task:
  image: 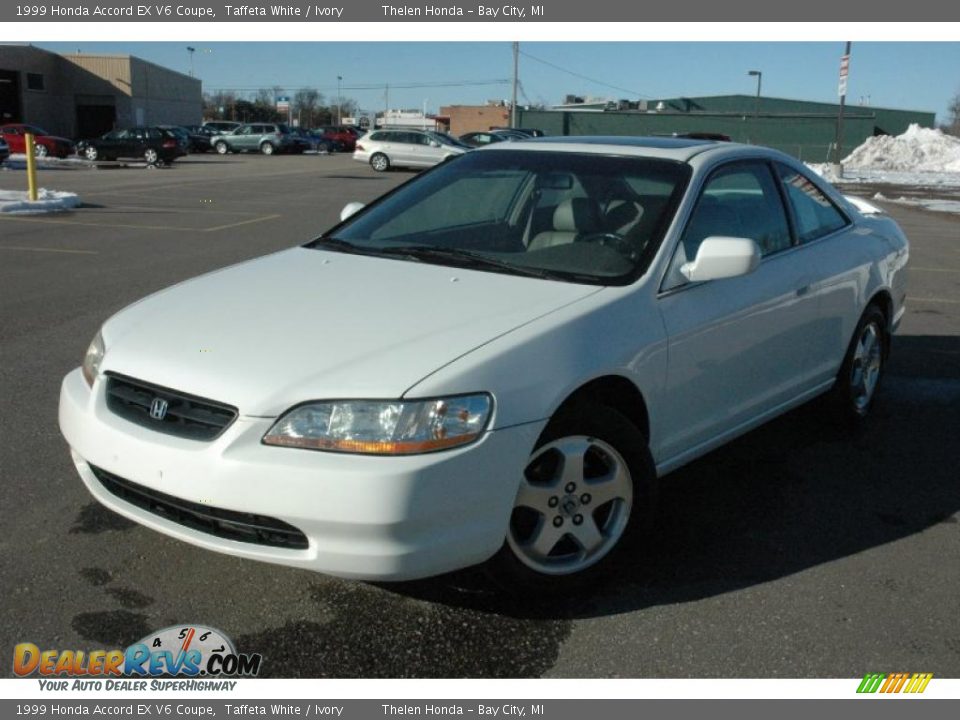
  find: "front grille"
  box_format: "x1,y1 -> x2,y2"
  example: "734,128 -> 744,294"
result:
105,373 -> 237,441
90,465 -> 309,550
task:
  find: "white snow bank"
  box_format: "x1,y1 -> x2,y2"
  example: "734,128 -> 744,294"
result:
843,124 -> 960,173
806,125 -> 960,188
871,193 -> 960,215
806,164 -> 960,188
844,195 -> 885,215
0,188 -> 81,213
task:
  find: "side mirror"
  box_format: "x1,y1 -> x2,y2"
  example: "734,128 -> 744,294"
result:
340,202 -> 365,222
680,236 -> 761,282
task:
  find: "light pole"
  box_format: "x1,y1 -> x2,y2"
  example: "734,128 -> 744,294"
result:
337,75 -> 342,125
187,46 -> 195,77
747,70 -> 762,118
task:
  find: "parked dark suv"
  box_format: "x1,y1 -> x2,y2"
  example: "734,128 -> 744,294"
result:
76,127 -> 185,164
211,123 -> 301,155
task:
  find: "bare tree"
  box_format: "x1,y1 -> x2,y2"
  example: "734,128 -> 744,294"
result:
203,90 -> 238,121
294,88 -> 323,128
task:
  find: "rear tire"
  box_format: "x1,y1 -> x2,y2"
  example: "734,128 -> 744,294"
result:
215,141 -> 229,155
260,142 -> 275,155
370,153 -> 390,172
144,148 -> 159,164
485,405 -> 656,595
34,144 -> 49,158
827,304 -> 888,422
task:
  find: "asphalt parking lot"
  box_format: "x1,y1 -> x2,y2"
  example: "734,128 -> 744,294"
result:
1,153 -> 958,679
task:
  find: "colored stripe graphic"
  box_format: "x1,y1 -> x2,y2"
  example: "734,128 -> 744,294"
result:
857,674 -> 885,693
857,672 -> 933,694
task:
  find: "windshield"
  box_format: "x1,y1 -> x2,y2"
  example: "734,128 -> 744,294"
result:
428,131 -> 471,149
310,150 -> 690,285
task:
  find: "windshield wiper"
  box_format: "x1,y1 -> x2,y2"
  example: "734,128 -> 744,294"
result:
306,237 -> 406,260
377,245 -> 558,280
307,240 -> 597,283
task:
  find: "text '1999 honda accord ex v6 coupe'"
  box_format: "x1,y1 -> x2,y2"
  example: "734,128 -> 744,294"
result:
60,137 -> 909,592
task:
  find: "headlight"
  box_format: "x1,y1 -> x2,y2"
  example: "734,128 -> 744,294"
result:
81,331 -> 105,387
263,394 -> 492,455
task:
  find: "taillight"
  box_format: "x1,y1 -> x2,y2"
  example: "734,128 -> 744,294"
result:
356,144 -> 364,151
162,140 -> 176,148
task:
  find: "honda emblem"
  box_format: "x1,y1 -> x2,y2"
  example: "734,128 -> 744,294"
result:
149,397 -> 169,421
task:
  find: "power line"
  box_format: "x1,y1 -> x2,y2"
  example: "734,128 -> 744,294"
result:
205,79 -> 511,93
518,50 -> 653,99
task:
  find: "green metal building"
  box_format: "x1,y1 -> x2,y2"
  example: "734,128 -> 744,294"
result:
518,94 -> 935,162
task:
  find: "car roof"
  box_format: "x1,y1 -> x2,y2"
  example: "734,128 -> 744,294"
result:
473,135 -> 773,162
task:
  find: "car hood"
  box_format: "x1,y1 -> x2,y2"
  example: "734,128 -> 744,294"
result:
101,247 -> 602,416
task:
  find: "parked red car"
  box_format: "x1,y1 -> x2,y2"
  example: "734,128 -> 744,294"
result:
0,124 -> 74,158
314,125 -> 358,152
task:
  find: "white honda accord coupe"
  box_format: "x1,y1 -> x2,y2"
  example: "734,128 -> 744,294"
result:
59,137 -> 909,591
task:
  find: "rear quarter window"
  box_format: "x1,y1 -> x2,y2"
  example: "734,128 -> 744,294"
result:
776,163 -> 849,242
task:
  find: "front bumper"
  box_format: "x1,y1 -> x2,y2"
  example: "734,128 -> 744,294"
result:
59,368 -> 544,580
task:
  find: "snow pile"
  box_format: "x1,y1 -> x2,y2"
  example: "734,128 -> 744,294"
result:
806,163 -> 842,182
870,191 -> 960,215
0,188 -> 81,213
842,124 -> 960,173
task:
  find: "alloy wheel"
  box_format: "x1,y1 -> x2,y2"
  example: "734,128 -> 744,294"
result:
507,435 -> 633,576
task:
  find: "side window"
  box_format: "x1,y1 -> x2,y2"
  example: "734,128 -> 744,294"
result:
664,162 -> 791,289
776,164 -> 849,243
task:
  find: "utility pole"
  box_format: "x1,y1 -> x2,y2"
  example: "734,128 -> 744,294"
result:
337,75 -> 342,125
835,41 -> 852,166
384,84 -> 389,129
511,41 -> 519,128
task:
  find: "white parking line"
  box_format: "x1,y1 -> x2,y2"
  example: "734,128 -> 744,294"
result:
911,297 -> 960,305
0,245 -> 98,255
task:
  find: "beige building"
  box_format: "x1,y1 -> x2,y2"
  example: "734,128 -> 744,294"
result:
0,45 -> 201,139
440,103 -> 512,136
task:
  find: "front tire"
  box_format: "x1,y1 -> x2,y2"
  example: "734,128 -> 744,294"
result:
83,146 -> 99,161
370,153 -> 390,172
34,143 -> 49,158
828,304 -> 888,421
215,141 -> 229,155
486,405 -> 656,593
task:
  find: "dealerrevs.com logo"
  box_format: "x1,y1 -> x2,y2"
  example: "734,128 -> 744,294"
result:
13,625 -> 262,690
857,673 -> 934,694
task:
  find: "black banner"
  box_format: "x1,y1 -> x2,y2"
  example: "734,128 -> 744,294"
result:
1,0 -> 959,22
3,699 -> 960,720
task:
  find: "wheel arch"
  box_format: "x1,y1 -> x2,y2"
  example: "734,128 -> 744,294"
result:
550,374 -> 650,442
866,288 -> 894,357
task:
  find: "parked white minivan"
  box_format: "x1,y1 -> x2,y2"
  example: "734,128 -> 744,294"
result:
353,129 -> 468,171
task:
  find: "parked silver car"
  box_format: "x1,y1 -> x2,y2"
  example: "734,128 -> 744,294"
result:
353,129 -> 467,171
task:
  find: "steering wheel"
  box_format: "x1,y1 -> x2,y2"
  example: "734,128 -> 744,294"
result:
576,232 -> 636,258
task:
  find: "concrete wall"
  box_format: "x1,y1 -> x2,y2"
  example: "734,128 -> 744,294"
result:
0,45 -> 104,137
0,45 -> 201,139
66,54 -> 201,128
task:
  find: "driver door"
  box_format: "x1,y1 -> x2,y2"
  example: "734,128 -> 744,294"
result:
656,160 -> 820,465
